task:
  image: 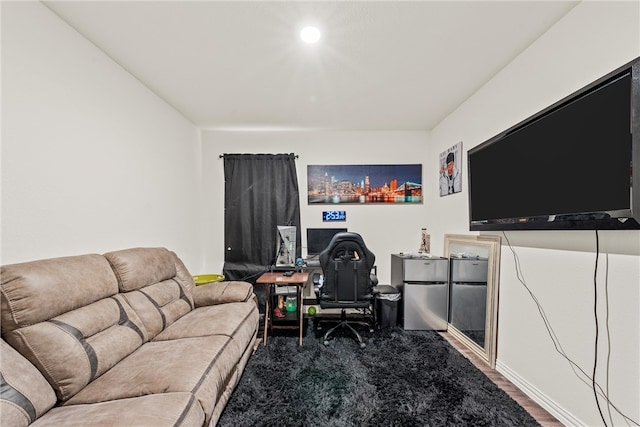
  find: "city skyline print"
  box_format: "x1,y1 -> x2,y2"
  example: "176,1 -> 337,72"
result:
307,164 -> 422,205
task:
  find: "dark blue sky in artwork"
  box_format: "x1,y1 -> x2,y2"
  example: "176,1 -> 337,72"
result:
308,164 -> 422,188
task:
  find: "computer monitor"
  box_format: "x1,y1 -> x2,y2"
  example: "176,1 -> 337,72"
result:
306,228 -> 347,256
275,226 -> 296,267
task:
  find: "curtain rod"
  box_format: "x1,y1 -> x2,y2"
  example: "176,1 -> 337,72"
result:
218,153 -> 298,159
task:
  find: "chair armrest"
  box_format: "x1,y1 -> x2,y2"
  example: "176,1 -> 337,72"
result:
370,266 -> 378,286
191,281 -> 254,308
312,273 -> 323,297
370,274 -> 379,286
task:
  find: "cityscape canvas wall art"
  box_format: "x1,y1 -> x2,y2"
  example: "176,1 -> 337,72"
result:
307,164 -> 422,204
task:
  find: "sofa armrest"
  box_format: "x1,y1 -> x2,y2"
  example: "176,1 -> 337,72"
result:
191,281 -> 254,307
1,340 -> 58,427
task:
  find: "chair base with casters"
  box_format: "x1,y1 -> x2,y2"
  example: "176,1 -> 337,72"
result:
316,307 -> 374,348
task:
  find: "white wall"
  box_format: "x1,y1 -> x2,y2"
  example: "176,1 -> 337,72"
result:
3,1 -> 639,425
1,2 -> 203,270
430,1 -> 640,426
201,130 -> 430,284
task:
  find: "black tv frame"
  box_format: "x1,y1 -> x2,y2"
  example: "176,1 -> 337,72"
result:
468,56 -> 640,231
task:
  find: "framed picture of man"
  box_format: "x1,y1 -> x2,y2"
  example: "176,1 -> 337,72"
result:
439,142 -> 462,196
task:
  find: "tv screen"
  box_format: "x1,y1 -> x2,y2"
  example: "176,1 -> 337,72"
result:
306,228 -> 347,255
468,57 -> 639,230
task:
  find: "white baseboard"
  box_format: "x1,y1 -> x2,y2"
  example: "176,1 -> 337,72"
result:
495,359 -> 585,427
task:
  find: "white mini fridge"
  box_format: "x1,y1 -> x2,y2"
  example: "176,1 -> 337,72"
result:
391,254 -> 449,331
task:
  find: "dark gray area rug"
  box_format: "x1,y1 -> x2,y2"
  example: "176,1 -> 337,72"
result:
218,324 -> 540,427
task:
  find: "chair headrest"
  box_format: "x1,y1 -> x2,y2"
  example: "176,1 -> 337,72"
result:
319,232 -> 375,270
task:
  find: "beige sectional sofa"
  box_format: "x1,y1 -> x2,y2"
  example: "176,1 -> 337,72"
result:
0,247 -> 259,427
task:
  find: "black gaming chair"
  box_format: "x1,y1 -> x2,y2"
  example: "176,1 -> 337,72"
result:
314,232 -> 377,348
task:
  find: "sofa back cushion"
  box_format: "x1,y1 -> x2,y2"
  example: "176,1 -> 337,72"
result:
105,248 -> 194,339
0,340 -> 57,427
1,254 -> 148,401
0,254 -> 118,333
104,247 -> 178,292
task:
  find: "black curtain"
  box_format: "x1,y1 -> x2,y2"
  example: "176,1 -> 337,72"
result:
222,154 -> 301,308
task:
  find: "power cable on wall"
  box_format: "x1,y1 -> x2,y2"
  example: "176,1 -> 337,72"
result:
592,230 -> 607,426
502,231 -> 638,427
593,234 -> 630,427
603,252 -> 618,427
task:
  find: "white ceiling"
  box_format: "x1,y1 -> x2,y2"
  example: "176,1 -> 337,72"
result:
44,1 -> 579,131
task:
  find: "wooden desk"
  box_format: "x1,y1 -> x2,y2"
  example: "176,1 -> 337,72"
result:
256,272 -> 310,346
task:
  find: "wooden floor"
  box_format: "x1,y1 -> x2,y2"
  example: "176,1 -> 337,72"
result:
440,332 -> 564,427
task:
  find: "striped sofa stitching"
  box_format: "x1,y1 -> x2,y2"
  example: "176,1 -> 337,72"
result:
224,282 -> 253,302
104,257 -> 125,290
47,320 -> 98,381
218,282 -> 230,295
189,307 -> 256,395
171,278 -> 194,309
138,290 -> 167,330
200,281 -> 252,303
0,373 -> 37,423
242,284 -> 253,302
111,297 -> 145,342
138,279 -> 193,330
228,308 -> 256,339
0,280 -> 24,328
190,337 -> 232,395
172,393 -> 198,427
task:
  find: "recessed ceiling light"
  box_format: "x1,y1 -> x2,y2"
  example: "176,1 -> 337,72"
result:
300,26 -> 321,44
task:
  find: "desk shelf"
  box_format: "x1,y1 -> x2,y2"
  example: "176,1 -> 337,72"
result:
256,271 -> 310,346
271,308 -> 298,323
271,311 -> 299,329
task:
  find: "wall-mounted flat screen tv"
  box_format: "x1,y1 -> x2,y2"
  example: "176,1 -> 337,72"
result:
468,56 -> 640,231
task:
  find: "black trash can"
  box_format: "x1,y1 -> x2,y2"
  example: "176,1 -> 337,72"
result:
374,285 -> 401,328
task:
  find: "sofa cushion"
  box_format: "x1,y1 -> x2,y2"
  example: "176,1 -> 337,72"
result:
106,247 -> 197,340
154,302 -> 258,348
3,294 -> 148,401
30,393 -> 205,427
0,254 -> 118,334
104,247 -> 178,292
120,278 -> 194,339
191,281 -> 254,307
64,335 -> 246,426
0,340 -> 57,427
